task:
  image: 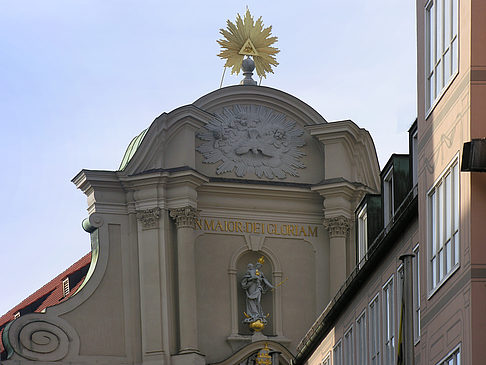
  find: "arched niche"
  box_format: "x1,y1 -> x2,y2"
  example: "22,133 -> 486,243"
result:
227,244 -> 284,341
236,251 -> 274,336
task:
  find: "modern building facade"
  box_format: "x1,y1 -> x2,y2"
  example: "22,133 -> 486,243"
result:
294,126 -> 420,365
294,0 -> 486,364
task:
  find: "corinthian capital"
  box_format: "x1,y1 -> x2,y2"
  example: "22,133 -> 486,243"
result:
169,206 -> 198,228
323,215 -> 351,238
136,208 -> 161,230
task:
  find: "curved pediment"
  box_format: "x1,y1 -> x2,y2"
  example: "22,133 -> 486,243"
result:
120,86 -> 328,184
117,85 -> 379,190
193,85 -> 327,126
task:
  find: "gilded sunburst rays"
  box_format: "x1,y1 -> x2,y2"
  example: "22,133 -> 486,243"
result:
217,9 -> 279,78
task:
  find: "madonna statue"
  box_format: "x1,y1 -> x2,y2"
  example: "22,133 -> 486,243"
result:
241,257 -> 274,328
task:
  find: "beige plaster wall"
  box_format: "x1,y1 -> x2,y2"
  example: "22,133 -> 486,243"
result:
266,237 -> 317,352
195,233 -> 245,363
61,224 -> 127,357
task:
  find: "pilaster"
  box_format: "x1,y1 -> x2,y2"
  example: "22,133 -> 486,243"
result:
136,207 -> 167,365
323,215 -> 351,298
169,206 -> 202,356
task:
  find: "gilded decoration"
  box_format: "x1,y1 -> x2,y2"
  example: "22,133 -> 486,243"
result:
217,9 -> 279,78
241,256 -> 274,331
323,216 -> 351,238
136,208 -> 161,230
197,104 -> 306,179
169,206 -> 198,228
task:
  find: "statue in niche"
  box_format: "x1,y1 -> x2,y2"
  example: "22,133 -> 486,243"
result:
241,256 -> 274,331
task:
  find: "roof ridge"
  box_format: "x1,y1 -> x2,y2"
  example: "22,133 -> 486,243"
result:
0,252 -> 91,324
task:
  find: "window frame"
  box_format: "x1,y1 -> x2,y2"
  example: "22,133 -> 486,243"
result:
383,168 -> 394,227
333,339 -> 343,365
62,277 -> 70,297
382,276 -> 395,365
321,353 -> 331,365
357,203 -> 368,266
369,293 -> 381,365
436,343 -> 461,365
427,154 -> 460,297
412,130 -> 418,186
412,244 -> 421,343
425,0 -> 459,117
343,324 -> 354,365
356,309 -> 367,365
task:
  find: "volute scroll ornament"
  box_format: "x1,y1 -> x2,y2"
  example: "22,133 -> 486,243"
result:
169,206 -> 198,228
3,313 -> 80,362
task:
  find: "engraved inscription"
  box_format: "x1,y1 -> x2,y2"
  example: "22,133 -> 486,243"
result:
195,218 -> 318,237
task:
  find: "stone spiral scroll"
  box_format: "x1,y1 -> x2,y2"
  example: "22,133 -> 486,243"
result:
4,313 -> 79,361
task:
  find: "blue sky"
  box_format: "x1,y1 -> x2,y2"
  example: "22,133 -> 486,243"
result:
0,1 -> 416,316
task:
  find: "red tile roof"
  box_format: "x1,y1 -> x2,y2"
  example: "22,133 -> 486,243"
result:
0,252 -> 92,358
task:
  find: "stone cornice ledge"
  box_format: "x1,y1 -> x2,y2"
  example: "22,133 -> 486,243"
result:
118,168 -> 209,189
312,179 -> 372,219
72,169 -> 122,194
311,178 -> 372,198
166,169 -> 209,187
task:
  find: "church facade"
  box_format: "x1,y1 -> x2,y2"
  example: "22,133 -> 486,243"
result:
1,85 -> 380,365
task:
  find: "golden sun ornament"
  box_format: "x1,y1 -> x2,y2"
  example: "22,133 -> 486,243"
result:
217,9 -> 279,78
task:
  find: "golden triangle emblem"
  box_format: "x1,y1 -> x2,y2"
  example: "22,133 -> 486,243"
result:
217,9 -> 279,79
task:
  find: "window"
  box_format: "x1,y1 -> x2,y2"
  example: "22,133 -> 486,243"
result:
382,277 -> 395,365
343,325 -> 354,365
426,0 -> 458,112
356,311 -> 367,365
397,264 -> 404,325
333,340 -> 342,365
14,312 -> 20,319
369,294 -> 380,365
428,157 -> 459,292
62,278 -> 70,297
383,168 -> 394,227
437,346 -> 461,365
322,354 -> 331,365
413,245 -> 421,342
358,204 -> 368,266
412,130 -> 418,186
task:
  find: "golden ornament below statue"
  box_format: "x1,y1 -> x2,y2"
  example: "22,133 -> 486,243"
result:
249,319 -> 265,332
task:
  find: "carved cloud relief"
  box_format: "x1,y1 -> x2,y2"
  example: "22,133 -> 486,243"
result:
197,105 -> 306,179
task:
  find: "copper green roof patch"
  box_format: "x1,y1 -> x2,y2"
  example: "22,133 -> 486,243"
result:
118,128 -> 148,171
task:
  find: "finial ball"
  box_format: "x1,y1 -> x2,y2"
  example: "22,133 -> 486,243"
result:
242,57 -> 256,73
